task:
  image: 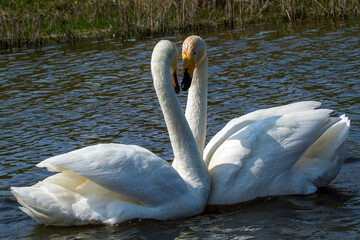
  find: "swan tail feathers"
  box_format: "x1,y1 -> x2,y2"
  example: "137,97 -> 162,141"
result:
11,182 -> 104,226
11,185 -> 81,226
293,114 -> 350,187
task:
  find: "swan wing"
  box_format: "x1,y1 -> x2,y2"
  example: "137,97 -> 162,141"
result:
37,143 -> 189,207
207,109 -> 332,204
209,109 -> 331,185
293,114 -> 350,186
204,101 -> 321,166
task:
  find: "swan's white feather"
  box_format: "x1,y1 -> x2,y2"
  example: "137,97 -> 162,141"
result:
12,153 -> 195,226
182,35 -> 350,206
11,40 -> 209,226
207,109 -> 334,204
204,101 -> 322,166
36,144 -> 189,207
293,114 -> 350,186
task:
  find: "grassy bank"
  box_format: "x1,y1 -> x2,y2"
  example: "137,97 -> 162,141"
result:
1,0 -> 359,50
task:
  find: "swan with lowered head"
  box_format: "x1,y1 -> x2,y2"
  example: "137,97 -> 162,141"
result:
180,35 -> 350,205
11,40 -> 210,226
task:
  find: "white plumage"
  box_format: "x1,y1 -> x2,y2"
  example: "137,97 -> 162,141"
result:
11,40 -> 210,226
180,35 -> 350,205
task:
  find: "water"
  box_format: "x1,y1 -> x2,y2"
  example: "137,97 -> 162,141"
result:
1,19 -> 359,239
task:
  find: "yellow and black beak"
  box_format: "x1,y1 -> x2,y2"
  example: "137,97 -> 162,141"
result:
182,55 -> 195,91
172,68 -> 180,94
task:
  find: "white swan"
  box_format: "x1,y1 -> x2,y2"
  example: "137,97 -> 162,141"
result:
11,40 -> 210,226
179,35 -> 350,205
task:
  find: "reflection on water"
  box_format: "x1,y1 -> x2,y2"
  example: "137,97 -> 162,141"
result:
0,18 -> 359,239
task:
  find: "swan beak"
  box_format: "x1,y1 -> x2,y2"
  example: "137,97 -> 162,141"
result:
182,55 -> 195,91
172,69 -> 180,94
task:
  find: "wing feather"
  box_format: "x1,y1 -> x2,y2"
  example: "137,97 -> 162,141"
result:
204,101 -> 321,166
209,109 -> 331,177
37,143 -> 189,207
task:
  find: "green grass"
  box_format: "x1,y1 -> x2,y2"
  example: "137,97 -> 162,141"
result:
1,0 -> 359,50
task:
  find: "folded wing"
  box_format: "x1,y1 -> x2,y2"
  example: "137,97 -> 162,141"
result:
37,143 -> 189,207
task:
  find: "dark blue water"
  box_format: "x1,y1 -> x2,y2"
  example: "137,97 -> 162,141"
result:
1,19 -> 359,239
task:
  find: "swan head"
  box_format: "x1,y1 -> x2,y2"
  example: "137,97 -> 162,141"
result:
151,40 -> 180,94
181,35 -> 206,91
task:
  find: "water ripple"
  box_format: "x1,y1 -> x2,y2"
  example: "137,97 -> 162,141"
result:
0,19 -> 359,239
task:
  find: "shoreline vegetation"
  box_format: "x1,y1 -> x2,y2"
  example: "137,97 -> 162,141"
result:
1,0 -> 359,50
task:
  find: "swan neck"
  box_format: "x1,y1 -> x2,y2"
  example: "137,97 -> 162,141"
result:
185,55 -> 208,158
151,47 -> 210,199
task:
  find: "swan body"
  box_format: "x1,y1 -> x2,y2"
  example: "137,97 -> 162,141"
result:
181,35 -> 350,205
11,40 -> 210,225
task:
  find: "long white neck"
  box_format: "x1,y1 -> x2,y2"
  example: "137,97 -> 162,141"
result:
151,42 -> 210,199
185,54 -> 208,158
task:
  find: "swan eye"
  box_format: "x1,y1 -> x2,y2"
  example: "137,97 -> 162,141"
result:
193,52 -> 196,56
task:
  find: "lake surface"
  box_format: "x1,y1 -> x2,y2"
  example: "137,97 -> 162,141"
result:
1,18 -> 359,239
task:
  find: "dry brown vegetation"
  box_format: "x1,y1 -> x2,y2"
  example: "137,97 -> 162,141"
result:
0,0 -> 359,50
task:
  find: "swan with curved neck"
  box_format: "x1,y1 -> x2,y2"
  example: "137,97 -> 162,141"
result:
11,40 -> 210,226
181,35 -> 350,205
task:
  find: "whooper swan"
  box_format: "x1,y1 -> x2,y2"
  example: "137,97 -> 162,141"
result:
11,40 -> 210,225
177,35 -> 350,205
